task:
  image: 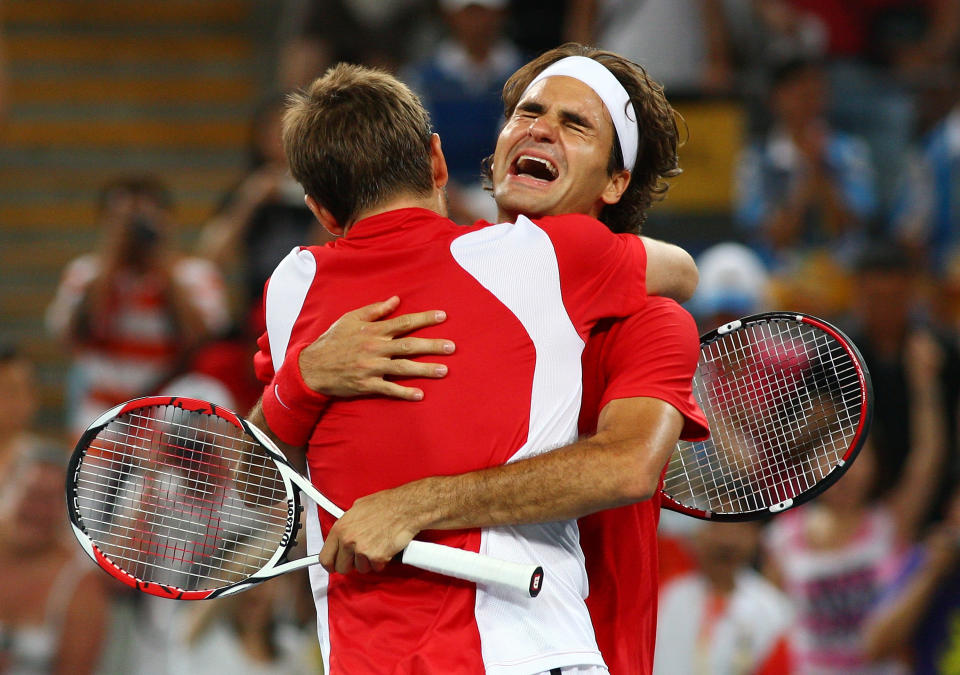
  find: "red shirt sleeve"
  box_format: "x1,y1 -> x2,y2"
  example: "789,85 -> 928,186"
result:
252,248 -> 330,447
253,329 -> 275,384
260,341 -> 330,447
581,297 -> 709,441
534,214 -> 647,329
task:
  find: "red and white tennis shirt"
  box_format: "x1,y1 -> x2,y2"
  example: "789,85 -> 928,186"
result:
577,298 -> 709,675
46,254 -> 230,437
255,207 -> 648,674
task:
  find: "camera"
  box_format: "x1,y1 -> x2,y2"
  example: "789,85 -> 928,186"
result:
126,215 -> 160,249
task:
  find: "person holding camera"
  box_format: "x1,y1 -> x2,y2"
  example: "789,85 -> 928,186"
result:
46,176 -> 230,438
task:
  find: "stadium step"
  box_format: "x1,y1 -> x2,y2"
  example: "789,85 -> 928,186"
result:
0,0 -> 276,430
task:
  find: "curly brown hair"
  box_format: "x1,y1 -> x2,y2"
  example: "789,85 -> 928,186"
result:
482,43 -> 682,234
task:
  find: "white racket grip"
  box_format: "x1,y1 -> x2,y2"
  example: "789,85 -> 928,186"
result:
401,540 -> 544,597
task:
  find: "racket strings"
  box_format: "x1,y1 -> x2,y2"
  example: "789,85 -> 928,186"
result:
664,319 -> 863,515
73,405 -> 291,591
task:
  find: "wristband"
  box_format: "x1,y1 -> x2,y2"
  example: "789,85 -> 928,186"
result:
261,342 -> 330,447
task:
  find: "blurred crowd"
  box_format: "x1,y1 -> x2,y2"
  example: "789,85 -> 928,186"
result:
2,0 -> 960,673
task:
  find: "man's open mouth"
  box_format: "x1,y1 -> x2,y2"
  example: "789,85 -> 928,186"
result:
512,154 -> 559,182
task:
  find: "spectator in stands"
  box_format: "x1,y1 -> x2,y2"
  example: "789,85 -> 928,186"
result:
844,241 -> 960,513
194,96 -> 332,413
735,56 -> 878,274
172,578 -> 318,674
198,95 -> 331,336
761,322 -> 949,672
0,443 -> 109,674
655,520 -> 794,674
893,90 -> 960,275
275,0 -> 435,89
754,0 -> 960,84
400,0 -> 524,224
687,240 -> 772,331
46,175 -> 229,437
863,486 -> 960,673
577,0 -> 736,95
0,344 -> 40,480
753,0 -> 958,204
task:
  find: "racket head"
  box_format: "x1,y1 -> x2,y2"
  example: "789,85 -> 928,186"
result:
66,396 -> 301,599
661,312 -> 873,521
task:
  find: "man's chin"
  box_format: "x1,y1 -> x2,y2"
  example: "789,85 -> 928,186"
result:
493,188 -> 554,222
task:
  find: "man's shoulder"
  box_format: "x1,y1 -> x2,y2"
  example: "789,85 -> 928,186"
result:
597,296 -> 696,337
473,212 -> 606,229
524,214 -> 630,255
262,247 -> 320,308
472,213 -> 602,227
530,213 -> 607,231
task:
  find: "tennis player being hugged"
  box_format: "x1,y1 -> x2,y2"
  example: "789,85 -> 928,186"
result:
253,44 -> 709,675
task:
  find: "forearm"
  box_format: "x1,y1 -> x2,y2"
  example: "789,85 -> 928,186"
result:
326,418 -> 672,573
891,334 -> 948,541
401,438 -> 647,531
321,395 -> 686,573
863,562 -> 942,660
247,398 -> 307,473
377,398 -> 683,533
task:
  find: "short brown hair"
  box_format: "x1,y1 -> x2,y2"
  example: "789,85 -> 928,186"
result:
483,43 -> 682,234
283,63 -> 435,226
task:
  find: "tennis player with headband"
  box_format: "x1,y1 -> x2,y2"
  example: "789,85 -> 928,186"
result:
256,43 -> 708,674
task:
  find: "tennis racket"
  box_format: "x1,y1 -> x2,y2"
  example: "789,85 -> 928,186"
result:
662,312 -> 873,521
66,396 -> 545,600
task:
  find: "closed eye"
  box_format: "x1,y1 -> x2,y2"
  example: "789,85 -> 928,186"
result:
515,101 -> 545,120
560,111 -> 592,133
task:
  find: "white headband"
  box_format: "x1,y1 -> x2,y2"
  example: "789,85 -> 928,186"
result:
523,55 -> 639,172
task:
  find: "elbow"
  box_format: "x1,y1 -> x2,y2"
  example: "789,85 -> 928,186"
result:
656,246 -> 699,303
617,465 -> 662,504
677,252 -> 699,303
641,237 -> 699,302
599,428 -> 679,505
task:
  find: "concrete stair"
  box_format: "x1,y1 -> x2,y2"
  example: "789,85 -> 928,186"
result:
0,0 -> 276,433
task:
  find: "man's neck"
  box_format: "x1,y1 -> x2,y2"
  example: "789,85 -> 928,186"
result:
347,192 -> 446,234
495,204 -> 604,225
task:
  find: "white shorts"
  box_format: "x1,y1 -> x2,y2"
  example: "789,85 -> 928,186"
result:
533,667 -> 609,675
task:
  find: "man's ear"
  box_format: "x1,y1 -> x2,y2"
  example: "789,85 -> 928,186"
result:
600,169 -> 631,206
429,133 -> 449,189
305,195 -> 344,237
